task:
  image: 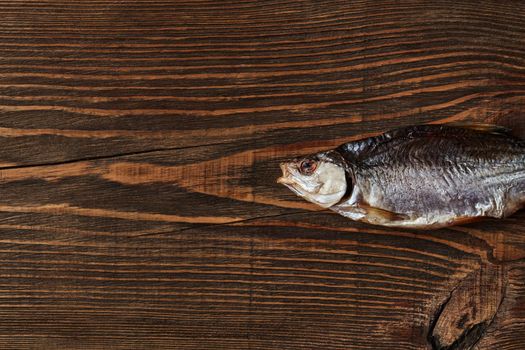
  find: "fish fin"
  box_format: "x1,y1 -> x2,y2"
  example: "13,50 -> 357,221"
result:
358,204 -> 409,222
447,216 -> 484,226
444,122 -> 512,135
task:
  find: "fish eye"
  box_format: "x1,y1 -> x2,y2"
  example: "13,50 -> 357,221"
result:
299,159 -> 317,175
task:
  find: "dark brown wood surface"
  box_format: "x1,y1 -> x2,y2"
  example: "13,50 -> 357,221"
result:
0,1 -> 524,349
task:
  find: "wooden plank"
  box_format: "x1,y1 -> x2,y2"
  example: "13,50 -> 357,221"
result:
0,0 -> 523,349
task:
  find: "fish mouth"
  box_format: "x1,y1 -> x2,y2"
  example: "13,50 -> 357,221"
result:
276,163 -> 294,185
277,176 -> 295,185
277,163 -> 303,195
279,181 -> 303,196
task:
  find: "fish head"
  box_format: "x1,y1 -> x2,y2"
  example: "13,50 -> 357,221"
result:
277,151 -> 348,208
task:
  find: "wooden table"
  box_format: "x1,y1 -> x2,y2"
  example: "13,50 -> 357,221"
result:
0,1 -> 524,349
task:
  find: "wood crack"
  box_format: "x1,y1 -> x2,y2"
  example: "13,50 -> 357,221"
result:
132,210 -> 315,238
428,283 -> 460,350
0,140 -> 235,171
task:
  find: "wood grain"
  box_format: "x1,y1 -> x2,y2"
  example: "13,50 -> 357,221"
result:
0,0 -> 524,349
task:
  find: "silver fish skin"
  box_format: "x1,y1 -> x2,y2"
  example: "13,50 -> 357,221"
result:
278,124 -> 525,228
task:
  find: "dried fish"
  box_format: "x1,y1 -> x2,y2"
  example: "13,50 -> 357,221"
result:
277,124 -> 525,228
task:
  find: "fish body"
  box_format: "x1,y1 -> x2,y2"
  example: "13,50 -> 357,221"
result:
278,124 -> 525,229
